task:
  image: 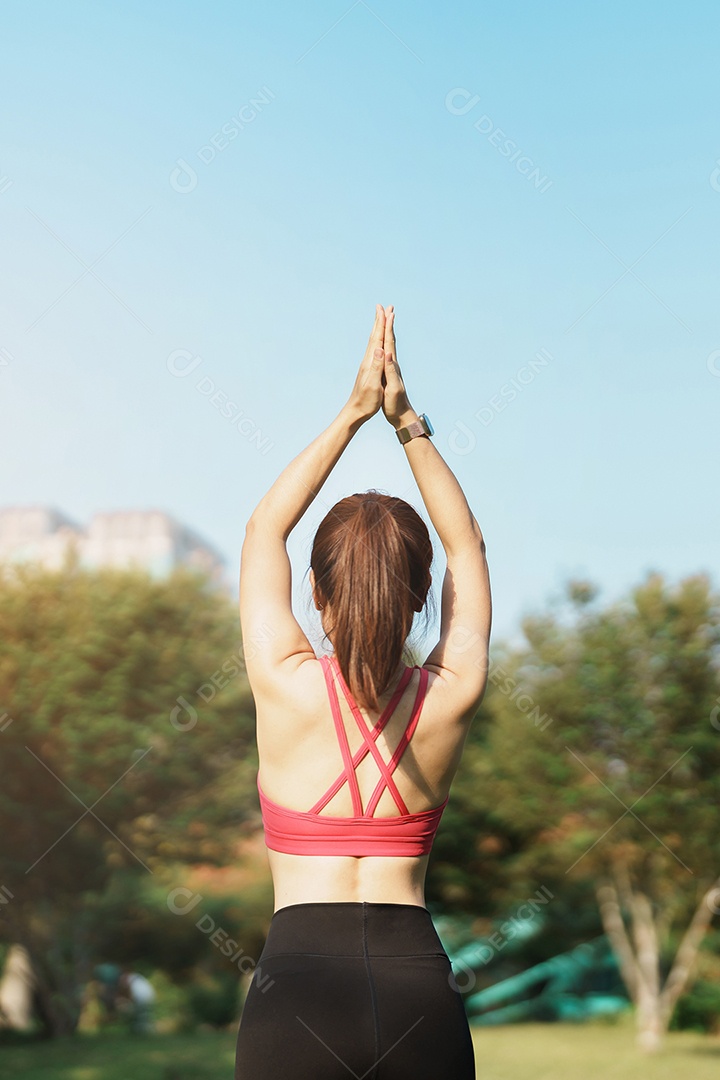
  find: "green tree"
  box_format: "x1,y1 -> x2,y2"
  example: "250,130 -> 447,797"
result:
0,557 -> 260,1036
476,572 -> 720,1051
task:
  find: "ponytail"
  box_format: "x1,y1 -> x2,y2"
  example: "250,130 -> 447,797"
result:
309,491 -> 433,711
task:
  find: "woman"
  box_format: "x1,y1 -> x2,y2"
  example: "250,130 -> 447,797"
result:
234,304 -> 491,1079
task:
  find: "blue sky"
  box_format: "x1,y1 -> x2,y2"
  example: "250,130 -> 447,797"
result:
2,1 -> 719,649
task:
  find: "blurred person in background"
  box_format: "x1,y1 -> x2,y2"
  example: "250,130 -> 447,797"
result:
117,968 -> 156,1035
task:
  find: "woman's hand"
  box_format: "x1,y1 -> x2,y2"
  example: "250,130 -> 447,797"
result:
345,304 -> 387,424
380,305 -> 415,428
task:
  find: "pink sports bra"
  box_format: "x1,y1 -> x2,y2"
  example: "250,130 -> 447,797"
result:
257,653 -> 449,857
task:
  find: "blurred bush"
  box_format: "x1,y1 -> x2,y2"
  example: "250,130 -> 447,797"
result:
670,980 -> 720,1034
185,971 -> 240,1029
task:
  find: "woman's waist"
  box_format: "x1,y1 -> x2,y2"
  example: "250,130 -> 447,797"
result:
260,900 -> 449,960
266,848 -> 429,907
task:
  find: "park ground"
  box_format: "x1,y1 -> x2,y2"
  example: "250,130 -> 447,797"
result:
2,1015 -> 720,1079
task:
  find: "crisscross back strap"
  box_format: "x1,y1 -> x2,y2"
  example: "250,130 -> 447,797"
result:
309,655 -> 414,816
365,665 -> 428,816
333,661 -> 428,816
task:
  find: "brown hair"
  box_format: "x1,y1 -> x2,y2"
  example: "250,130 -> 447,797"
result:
308,491 -> 434,712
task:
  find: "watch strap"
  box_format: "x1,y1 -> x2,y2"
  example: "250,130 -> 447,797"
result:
396,413 -> 433,445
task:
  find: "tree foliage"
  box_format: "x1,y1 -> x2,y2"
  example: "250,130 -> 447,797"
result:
0,559 -> 258,1035
474,571 -> 720,1048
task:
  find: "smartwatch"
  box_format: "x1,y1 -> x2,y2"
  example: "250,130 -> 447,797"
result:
395,413 -> 434,445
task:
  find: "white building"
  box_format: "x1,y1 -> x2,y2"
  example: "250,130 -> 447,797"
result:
0,506 -> 226,585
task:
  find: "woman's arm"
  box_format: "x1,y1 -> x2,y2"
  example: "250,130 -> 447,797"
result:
381,307 -> 491,715
245,405 -> 364,541
381,307 -> 483,557
240,307 -> 388,694
246,305 -> 388,538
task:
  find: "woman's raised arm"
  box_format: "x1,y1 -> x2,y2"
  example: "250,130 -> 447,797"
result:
381,307 -> 491,718
240,306 -> 389,695
246,305 -> 388,539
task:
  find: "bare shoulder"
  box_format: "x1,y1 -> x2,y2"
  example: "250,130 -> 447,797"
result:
250,654 -> 486,738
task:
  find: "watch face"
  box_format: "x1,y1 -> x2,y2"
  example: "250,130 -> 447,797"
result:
422,414 -> 434,436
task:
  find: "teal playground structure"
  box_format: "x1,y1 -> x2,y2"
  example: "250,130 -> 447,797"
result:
433,908 -> 630,1025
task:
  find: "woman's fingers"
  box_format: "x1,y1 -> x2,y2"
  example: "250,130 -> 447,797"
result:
383,306 -> 395,357
366,304 -> 385,360
383,305 -> 402,383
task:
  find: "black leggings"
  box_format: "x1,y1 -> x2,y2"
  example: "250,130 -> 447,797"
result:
234,901 -> 476,1079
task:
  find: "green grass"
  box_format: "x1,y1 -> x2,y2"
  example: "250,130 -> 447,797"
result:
1,1018 -> 719,1079
0,1030 -> 237,1080
469,1018 -> 720,1079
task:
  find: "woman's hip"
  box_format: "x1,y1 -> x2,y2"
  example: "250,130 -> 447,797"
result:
258,900 -> 450,961
235,902 -> 476,1079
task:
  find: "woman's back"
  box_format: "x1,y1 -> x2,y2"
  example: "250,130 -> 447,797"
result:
255,652 -> 478,913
